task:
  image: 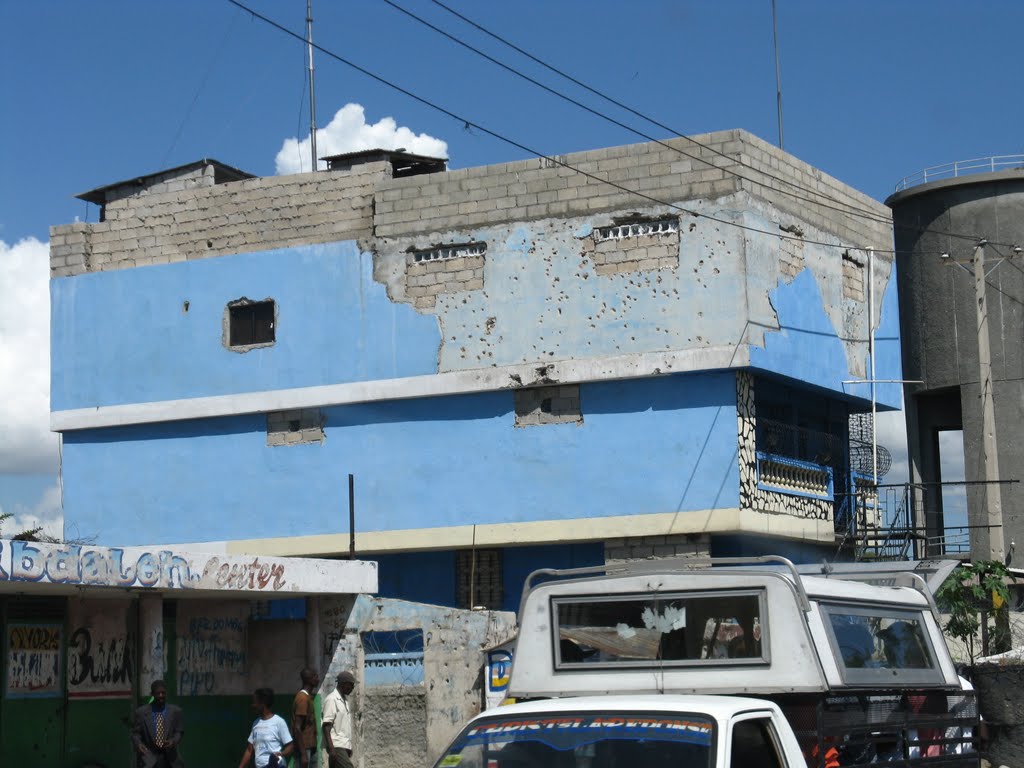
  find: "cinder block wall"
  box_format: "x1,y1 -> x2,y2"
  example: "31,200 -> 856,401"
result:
49,161 -> 387,277
49,130 -> 892,278
373,129 -> 891,248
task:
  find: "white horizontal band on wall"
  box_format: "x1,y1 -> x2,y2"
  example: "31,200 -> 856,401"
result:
175,505 -> 837,559
51,345 -> 751,431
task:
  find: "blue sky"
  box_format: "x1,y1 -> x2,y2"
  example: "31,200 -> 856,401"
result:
2,0 -> 1019,534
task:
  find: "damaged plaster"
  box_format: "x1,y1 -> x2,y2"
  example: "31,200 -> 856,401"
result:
371,190 -> 896,397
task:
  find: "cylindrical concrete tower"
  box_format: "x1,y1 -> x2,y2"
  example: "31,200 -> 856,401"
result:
887,162 -> 1024,561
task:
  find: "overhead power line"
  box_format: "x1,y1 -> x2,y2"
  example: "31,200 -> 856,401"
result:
384,0 -> 897,229
420,0 -> 1019,250
224,0 -> 993,258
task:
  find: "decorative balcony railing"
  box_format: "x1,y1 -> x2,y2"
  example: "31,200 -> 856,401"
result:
756,452 -> 833,500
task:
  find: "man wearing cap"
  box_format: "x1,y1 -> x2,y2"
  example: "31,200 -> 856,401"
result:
322,671 -> 356,768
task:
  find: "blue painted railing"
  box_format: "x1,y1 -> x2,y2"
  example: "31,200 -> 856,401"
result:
756,452 -> 833,500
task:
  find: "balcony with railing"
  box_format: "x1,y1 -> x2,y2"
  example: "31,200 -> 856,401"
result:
835,481 -> 1013,562
755,417 -> 845,499
756,453 -> 833,499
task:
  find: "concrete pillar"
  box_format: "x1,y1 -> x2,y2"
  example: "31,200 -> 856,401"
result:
138,594 -> 164,692
306,596 -> 321,674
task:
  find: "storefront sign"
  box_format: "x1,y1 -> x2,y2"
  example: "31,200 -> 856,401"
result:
0,539 -> 377,595
6,623 -> 62,698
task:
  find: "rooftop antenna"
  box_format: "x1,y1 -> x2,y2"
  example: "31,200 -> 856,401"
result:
771,0 -> 785,150
306,0 -> 319,171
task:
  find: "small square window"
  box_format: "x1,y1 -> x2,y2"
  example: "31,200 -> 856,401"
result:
228,300 -> 275,347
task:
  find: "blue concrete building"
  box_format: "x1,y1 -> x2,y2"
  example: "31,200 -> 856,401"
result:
49,132 -> 901,613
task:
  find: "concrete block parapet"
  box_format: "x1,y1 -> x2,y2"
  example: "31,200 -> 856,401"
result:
49,163 -> 387,276
49,130 -> 894,280
373,129 -> 892,254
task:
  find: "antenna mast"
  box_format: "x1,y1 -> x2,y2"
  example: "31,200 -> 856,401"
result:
306,0 -> 318,171
771,0 -> 785,150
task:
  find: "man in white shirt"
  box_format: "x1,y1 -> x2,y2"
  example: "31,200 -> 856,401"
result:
238,688 -> 294,768
322,671 -> 356,768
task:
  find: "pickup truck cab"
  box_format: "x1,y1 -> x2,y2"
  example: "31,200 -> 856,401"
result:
435,694 -> 803,768
434,557 -> 979,767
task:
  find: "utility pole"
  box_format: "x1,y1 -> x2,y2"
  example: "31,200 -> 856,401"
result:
972,240 -> 1005,562
867,248 -> 877,486
306,0 -> 318,172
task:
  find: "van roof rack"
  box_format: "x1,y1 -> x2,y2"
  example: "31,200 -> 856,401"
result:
522,555 -> 811,616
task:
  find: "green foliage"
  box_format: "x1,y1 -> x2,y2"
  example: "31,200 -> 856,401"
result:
0,511 -> 42,541
936,559 -> 1014,661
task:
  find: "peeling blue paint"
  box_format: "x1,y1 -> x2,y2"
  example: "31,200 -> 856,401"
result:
748,269 -> 901,410
750,270 -> 853,393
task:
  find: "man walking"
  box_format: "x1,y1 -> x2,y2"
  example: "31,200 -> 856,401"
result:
291,667 -> 320,767
238,688 -> 294,768
321,671 -> 356,768
131,680 -> 186,768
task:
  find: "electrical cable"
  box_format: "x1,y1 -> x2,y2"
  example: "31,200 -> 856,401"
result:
162,12 -> 239,166
938,243 -> 1024,309
384,0 -> 901,230
224,0 -> 982,257
422,0 -> 1011,249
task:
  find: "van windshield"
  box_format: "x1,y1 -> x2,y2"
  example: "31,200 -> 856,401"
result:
433,711 -> 715,768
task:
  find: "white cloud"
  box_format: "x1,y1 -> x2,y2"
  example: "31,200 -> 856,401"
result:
0,237 -> 59,474
275,103 -> 448,175
0,483 -> 63,540
874,409 -> 910,485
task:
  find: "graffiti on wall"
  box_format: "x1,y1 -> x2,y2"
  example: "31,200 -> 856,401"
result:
320,596 -> 352,669
176,602 -> 248,696
0,539 -> 288,592
6,623 -> 62,698
68,599 -> 134,699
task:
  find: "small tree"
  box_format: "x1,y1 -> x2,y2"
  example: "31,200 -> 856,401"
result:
936,560 -> 1013,663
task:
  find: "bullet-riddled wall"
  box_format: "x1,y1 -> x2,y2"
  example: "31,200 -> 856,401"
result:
48,129 -> 900,580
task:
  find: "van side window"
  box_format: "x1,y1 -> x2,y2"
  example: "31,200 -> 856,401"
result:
554,589 -> 766,668
731,718 -> 784,768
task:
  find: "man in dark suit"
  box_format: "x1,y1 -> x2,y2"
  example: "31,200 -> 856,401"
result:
131,679 -> 186,768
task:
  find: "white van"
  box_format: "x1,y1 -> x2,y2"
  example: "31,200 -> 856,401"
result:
435,557 -> 978,767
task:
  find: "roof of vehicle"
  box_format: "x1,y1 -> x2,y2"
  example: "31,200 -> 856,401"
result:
794,574 -> 930,605
467,694 -> 780,723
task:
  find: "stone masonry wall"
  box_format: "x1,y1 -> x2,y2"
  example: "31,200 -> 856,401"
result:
49,161 -> 387,277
